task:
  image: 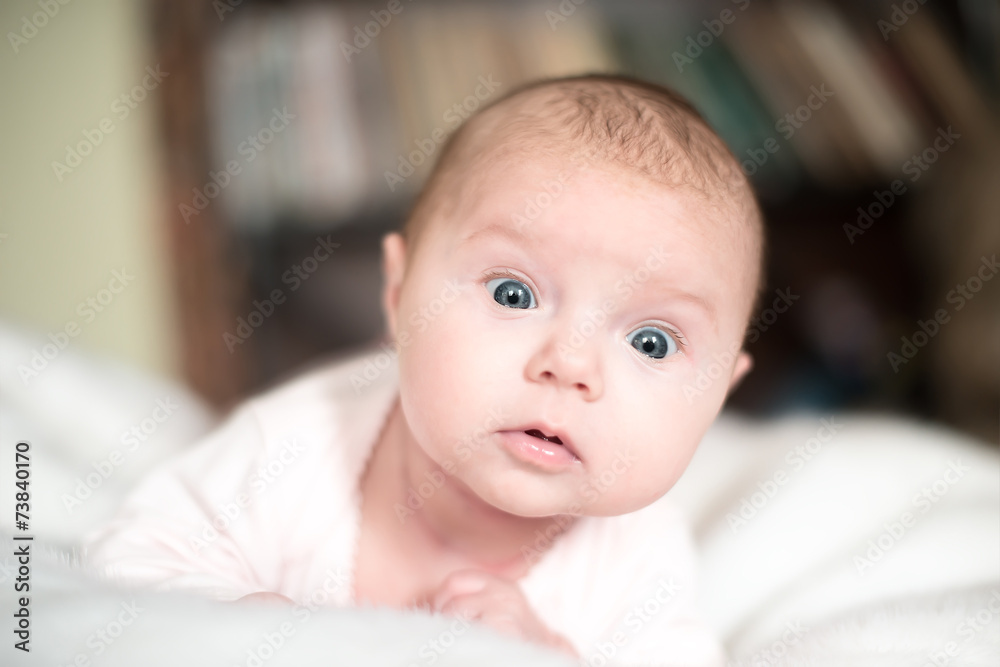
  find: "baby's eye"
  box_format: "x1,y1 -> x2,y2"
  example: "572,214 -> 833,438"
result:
627,326 -> 678,359
486,277 -> 536,309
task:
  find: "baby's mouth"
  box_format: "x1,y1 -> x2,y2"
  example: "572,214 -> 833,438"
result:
505,422 -> 582,463
524,429 -> 563,445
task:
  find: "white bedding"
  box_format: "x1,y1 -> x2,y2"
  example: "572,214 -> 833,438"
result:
1,322 -> 997,665
0,540 -> 575,667
671,413 -> 1000,662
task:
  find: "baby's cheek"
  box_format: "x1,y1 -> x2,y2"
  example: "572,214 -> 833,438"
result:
680,341 -> 746,406
583,450 -> 684,515
601,402 -> 704,506
399,308 -> 484,440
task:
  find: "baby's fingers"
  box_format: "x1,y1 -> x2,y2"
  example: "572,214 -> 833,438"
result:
429,569 -> 495,612
236,592 -> 296,606
438,591 -> 521,633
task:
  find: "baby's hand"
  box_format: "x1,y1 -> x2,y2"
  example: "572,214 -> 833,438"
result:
236,591 -> 296,606
423,569 -> 578,658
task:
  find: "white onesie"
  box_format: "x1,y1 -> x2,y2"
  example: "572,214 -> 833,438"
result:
84,346 -> 725,665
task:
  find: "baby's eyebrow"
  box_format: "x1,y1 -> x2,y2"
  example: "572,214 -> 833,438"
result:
458,222 -> 529,248
646,288 -> 718,333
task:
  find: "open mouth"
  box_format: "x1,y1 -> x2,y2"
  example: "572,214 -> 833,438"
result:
524,429 -> 564,445
501,426 -> 581,469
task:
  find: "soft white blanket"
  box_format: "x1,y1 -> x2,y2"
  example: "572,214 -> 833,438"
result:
671,412 -> 1000,664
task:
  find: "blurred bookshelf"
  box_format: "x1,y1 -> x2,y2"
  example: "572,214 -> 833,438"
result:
150,0 -> 1000,442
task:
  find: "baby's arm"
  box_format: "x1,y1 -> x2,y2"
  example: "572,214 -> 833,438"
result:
83,405 -> 273,600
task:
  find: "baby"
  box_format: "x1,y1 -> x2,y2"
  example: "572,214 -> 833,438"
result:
85,75 -> 764,665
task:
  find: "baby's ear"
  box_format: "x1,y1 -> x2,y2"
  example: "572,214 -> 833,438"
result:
381,232 -> 408,337
727,351 -> 753,394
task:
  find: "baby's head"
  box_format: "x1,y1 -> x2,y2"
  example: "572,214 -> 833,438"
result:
380,75 -> 764,518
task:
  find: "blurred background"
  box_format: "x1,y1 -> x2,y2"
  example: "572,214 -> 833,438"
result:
1,0 -> 998,444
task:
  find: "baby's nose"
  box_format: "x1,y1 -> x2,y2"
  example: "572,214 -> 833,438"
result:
525,334 -> 603,401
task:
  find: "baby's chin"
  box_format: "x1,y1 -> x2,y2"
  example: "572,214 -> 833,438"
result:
489,471 -> 675,518
457,469 -> 589,519
473,486 -> 653,522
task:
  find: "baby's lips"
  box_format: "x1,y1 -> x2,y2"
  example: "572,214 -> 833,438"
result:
507,422 -> 582,461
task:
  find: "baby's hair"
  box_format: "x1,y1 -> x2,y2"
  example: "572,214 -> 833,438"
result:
401,74 -> 768,332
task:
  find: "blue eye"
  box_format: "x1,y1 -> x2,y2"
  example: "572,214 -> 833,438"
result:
627,326 -> 678,359
487,277 -> 536,309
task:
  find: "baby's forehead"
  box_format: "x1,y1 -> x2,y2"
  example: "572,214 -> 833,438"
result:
451,127 -> 739,226
453,159 -> 730,253
454,145 -> 706,218
449,154 -> 758,292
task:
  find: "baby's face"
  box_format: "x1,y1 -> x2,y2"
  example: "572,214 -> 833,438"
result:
383,157 -> 756,518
